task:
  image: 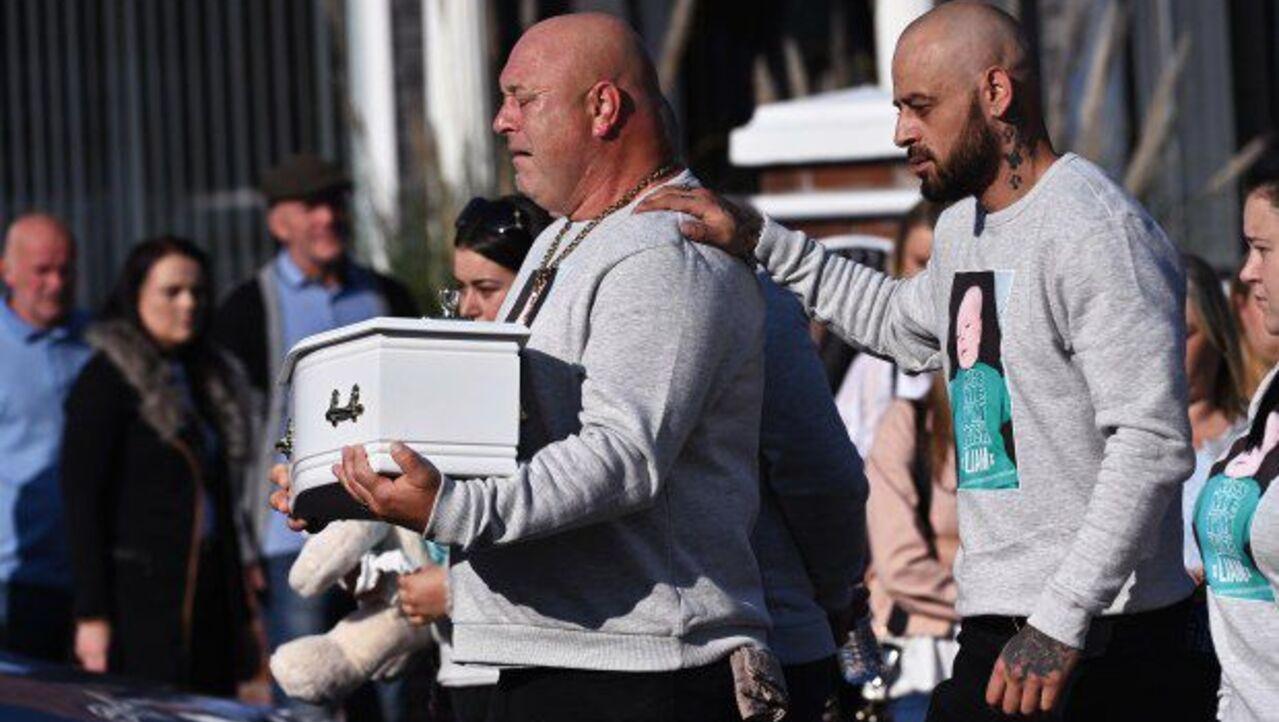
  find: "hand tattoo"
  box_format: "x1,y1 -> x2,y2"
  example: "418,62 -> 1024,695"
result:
999,625 -> 1076,678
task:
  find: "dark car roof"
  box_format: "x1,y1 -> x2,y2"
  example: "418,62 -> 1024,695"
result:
0,653 -> 289,721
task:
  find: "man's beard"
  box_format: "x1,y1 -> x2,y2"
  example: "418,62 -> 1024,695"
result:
913,98 -> 1002,204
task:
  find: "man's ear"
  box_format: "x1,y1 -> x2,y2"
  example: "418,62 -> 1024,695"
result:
588,81 -> 624,138
983,66 -> 1016,122
266,204 -> 293,242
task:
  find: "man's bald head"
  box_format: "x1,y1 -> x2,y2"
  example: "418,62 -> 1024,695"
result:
2,213 -> 77,329
891,2 -> 1049,205
897,2 -> 1038,104
517,13 -> 663,107
3,213 -> 73,261
493,12 -> 673,217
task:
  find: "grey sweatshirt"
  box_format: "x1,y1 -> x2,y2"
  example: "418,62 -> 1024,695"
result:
755,274 -> 869,666
424,170 -> 771,671
1204,365 -> 1279,722
753,153 -> 1195,648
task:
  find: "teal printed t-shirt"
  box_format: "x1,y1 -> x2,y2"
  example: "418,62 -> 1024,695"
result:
1194,473 -> 1275,602
951,362 -> 1019,490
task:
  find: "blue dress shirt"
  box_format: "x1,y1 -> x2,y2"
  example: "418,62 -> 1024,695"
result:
263,253 -> 387,557
0,300 -> 92,589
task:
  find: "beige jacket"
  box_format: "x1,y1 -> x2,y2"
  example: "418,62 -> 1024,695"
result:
866,398 -> 960,638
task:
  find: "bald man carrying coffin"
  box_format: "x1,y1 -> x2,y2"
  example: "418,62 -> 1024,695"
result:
274,13 -> 780,722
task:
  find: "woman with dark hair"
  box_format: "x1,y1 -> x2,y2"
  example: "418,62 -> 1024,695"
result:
1182,255 -> 1249,579
396,195 -> 548,722
450,194 -> 551,322
1200,177 -> 1279,722
1177,254 -> 1248,720
60,236 -> 254,694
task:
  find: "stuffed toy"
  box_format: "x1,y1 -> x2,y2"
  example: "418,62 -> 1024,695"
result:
269,520 -> 438,704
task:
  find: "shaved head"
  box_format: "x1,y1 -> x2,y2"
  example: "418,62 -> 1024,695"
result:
3,213 -> 73,261
514,13 -> 663,110
493,12 -> 673,218
891,2 -> 1051,207
898,2 -> 1036,93
2,213 -> 76,328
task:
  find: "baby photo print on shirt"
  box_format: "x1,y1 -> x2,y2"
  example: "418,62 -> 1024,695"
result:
947,270 -> 1019,491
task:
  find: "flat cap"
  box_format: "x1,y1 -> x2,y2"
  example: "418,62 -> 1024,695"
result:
260,153 -> 352,205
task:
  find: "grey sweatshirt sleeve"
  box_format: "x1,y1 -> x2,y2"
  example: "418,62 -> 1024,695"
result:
759,276 -> 869,613
424,244 -> 759,549
1026,220 -> 1195,648
753,216 -> 942,373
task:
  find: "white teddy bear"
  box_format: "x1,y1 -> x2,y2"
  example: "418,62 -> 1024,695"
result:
269,520 -> 438,704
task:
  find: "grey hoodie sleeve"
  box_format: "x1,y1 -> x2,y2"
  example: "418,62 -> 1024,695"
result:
753,216 -> 942,373
1026,221 -> 1194,648
759,276 -> 869,613
424,244 -> 762,549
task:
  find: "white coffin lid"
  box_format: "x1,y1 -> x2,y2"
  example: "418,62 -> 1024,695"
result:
278,317 -> 530,385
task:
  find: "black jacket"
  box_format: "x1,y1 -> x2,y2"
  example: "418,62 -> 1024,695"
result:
60,321 -> 253,693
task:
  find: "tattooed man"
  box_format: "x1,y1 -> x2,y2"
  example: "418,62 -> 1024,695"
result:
639,2 -> 1199,720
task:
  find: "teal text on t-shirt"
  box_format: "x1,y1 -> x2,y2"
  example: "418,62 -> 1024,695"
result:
1194,473 -> 1275,602
950,362 -> 1019,490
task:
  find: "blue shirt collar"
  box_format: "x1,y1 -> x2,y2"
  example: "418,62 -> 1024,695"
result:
0,296 -> 85,343
275,251 -> 370,294
275,251 -> 315,289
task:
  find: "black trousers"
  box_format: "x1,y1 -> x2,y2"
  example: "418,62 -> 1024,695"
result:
926,598 -> 1213,722
782,656 -> 836,722
451,684 -> 496,722
0,581 -> 72,663
486,659 -> 738,722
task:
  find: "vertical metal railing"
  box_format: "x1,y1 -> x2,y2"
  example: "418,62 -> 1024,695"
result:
0,0 -> 346,308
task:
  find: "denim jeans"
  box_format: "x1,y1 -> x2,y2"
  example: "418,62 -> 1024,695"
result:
0,581 -> 72,663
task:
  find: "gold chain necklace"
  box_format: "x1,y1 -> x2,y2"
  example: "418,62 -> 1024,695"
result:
525,163 -> 677,304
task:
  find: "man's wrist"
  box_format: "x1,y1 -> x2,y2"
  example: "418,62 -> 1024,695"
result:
421,473 -> 458,541
1027,585 -> 1092,649
737,209 -> 763,260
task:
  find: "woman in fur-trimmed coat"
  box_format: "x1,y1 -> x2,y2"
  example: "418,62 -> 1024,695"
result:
60,236 -> 255,694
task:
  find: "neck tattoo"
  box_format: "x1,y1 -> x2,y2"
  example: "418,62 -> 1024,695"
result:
1003,126 -> 1028,191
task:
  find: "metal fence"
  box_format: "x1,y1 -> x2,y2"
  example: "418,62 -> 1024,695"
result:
1,0 -> 345,307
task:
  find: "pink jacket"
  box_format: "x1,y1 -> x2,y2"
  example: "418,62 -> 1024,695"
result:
866,399 -> 960,638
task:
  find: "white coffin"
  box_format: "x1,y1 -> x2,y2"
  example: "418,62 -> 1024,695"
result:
278,317 -> 528,525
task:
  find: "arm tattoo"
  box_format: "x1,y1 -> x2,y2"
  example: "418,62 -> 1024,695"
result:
1000,625 -> 1075,678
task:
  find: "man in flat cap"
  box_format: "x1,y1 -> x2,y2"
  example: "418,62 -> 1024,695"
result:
212,152 -> 417,715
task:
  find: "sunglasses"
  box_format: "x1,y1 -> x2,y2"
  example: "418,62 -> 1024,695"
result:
456,197 -> 528,242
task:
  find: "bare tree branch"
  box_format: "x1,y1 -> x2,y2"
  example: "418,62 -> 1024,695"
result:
823,0 -> 852,92
1045,0 -> 1095,147
1200,133 -> 1275,198
1123,33 -> 1192,197
783,35 -> 809,98
1075,0 -> 1128,161
658,0 -> 698,96
753,55 -> 778,106
519,0 -> 537,30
